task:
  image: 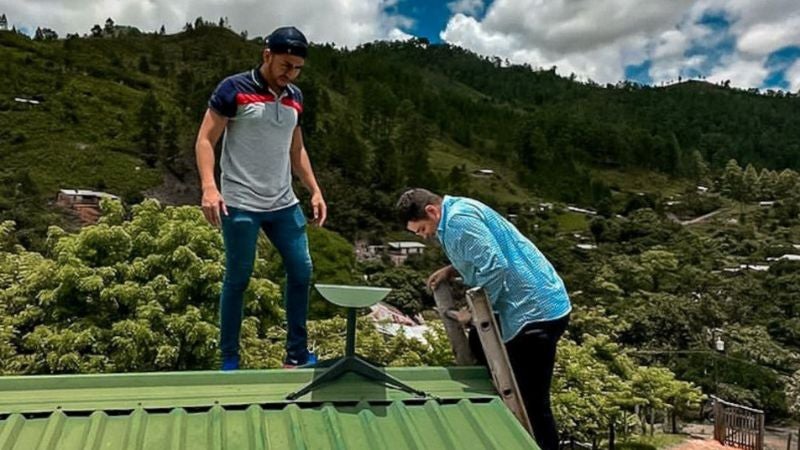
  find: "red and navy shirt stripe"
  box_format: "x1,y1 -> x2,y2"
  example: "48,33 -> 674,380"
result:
208,66 -> 303,123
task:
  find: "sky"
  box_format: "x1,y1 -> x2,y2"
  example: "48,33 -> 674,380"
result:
3,0 -> 800,91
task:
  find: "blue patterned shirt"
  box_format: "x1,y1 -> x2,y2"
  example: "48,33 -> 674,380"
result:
437,196 -> 572,342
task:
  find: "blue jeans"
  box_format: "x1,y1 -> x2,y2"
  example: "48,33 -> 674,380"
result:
219,203 -> 312,361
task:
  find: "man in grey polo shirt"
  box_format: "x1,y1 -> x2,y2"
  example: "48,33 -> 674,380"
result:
195,26 -> 326,370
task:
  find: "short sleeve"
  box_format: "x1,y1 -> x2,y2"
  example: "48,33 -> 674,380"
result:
290,84 -> 304,126
208,78 -> 237,118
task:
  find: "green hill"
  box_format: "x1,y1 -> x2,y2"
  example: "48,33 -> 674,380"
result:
2,24 -> 799,246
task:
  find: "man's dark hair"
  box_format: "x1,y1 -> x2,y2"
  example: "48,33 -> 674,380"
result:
396,188 -> 442,223
265,26 -> 308,58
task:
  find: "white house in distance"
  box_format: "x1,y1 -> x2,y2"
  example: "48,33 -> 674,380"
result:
471,168 -> 495,178
387,241 -> 426,265
354,240 -> 427,266
567,206 -> 597,216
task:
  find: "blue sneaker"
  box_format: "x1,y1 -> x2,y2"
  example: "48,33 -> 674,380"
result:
283,351 -> 317,368
221,355 -> 239,371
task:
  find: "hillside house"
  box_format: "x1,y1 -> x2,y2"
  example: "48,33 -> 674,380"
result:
471,168 -> 495,178
387,241 -> 426,265
55,189 -> 119,225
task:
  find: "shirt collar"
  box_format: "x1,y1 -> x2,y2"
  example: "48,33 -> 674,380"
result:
436,195 -> 453,241
251,65 -> 290,98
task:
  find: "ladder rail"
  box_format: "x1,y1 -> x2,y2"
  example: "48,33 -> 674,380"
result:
466,287 -> 534,435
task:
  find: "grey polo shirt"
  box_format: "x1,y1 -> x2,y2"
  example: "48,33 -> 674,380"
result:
208,66 -> 304,212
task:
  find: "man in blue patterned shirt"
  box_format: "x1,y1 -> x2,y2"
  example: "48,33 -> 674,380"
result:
396,188 -> 571,450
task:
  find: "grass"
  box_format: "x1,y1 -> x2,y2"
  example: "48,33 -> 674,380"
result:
0,34 -> 169,204
429,139 -> 534,205
592,168 -> 691,197
556,211 -> 590,232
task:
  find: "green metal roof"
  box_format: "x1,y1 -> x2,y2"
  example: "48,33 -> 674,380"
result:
0,367 -> 495,413
0,367 -> 539,449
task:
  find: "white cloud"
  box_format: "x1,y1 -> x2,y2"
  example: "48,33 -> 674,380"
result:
447,0 -> 484,16
706,54 -> 769,88
441,0 -> 800,87
2,0 -> 411,47
387,27 -> 414,41
786,60 -> 800,92
736,15 -> 800,56
442,0 -> 693,83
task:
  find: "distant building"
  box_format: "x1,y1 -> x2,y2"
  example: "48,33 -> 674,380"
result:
14,97 -> 40,105
697,185 -> 709,193
367,302 -> 417,326
56,189 -> 119,225
567,206 -> 597,215
368,302 -> 429,343
354,240 -> 386,262
722,264 -> 770,273
355,240 -> 426,266
471,169 -> 495,178
758,201 -> 776,207
387,241 -> 426,266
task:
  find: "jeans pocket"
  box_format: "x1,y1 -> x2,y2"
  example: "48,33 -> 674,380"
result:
291,205 -> 307,229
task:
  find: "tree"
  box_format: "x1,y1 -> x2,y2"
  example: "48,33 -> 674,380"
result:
758,168 -> 778,200
742,163 -> 760,201
137,92 -> 162,168
788,369 -> 800,419
104,17 -> 115,35
138,55 -> 150,74
776,169 -> 799,197
161,114 -> 180,168
90,24 -> 102,38
159,25 -> 166,35
393,100 -> 436,188
721,159 -> 745,201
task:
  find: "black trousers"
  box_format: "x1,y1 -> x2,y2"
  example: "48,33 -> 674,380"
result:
469,314 -> 570,450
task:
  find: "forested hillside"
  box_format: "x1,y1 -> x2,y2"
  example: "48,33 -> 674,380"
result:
2,21 -> 799,246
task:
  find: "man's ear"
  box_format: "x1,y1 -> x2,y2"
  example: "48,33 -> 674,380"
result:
425,204 -> 438,218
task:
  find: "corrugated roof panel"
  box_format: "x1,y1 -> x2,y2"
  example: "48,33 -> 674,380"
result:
0,399 -> 537,450
0,367 -> 496,414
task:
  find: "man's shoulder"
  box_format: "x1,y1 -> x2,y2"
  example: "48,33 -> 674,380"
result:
445,196 -> 488,217
442,199 -> 483,231
217,70 -> 258,91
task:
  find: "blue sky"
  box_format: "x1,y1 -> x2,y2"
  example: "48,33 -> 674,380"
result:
4,0 -> 800,90
389,0 -> 452,43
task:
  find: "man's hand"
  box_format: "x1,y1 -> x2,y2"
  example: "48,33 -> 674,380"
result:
427,265 -> 456,291
201,186 -> 228,227
310,191 -> 327,227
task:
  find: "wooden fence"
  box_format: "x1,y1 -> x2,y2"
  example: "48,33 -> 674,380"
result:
712,396 -> 765,450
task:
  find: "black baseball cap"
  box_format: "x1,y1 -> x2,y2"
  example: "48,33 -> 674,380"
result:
266,26 -> 308,58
